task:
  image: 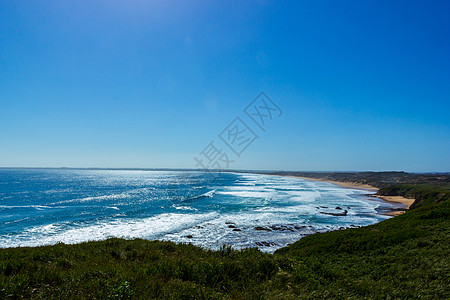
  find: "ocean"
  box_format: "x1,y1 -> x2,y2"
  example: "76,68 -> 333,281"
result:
0,169 -> 397,252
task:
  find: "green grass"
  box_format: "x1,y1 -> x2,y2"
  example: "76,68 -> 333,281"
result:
1,185 -> 449,299
378,183 -> 450,209
275,199 -> 450,298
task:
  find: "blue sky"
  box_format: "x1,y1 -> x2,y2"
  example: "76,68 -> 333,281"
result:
1,0 -> 449,172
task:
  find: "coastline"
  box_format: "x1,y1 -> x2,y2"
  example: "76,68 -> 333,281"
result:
290,176 -> 377,191
288,175 -> 414,216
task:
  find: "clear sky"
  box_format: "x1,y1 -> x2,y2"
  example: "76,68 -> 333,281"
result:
1,0 -> 449,172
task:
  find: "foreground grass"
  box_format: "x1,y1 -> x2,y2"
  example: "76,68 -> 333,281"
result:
276,199 -> 450,298
1,187 -> 449,299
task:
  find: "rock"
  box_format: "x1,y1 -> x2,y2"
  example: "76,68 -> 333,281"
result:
320,210 -> 348,216
232,228 -> 241,232
254,226 -> 271,231
335,206 -> 342,210
269,225 -> 295,232
294,225 -> 308,230
270,224 -> 295,231
255,241 -> 276,247
185,235 -> 193,239
228,225 -> 236,228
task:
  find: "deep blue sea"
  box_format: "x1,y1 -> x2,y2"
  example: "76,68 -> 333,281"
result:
0,169 -> 397,252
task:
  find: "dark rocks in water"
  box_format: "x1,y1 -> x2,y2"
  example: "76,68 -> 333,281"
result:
254,226 -> 271,231
225,222 -> 235,225
335,206 -> 342,210
232,228 -> 241,232
294,225 -> 308,230
320,206 -> 328,208
228,225 -> 237,229
255,241 -> 276,247
270,225 -> 294,232
185,235 -> 193,239
194,225 -> 204,229
320,210 -> 348,216
255,224 -> 315,232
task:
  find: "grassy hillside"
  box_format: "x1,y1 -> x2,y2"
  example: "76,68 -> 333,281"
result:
1,185 -> 449,299
275,197 -> 450,298
378,183 -> 450,209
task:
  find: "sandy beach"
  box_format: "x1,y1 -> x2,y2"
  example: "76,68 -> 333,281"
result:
290,176 -> 415,216
292,176 -> 378,191
374,196 -> 416,216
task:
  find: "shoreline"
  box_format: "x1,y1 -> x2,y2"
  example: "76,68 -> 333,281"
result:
287,175 -> 414,216
290,176 -> 378,191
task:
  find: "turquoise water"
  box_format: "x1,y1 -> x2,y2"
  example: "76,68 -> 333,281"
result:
0,169 -> 396,252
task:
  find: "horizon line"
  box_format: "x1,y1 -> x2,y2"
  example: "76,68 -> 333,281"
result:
0,167 -> 448,174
